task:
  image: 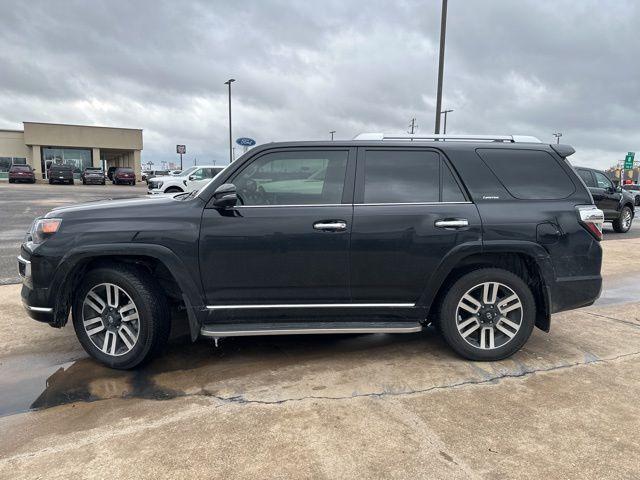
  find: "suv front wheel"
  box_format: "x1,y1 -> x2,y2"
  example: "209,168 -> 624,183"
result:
438,268 -> 535,361
72,264 -> 171,369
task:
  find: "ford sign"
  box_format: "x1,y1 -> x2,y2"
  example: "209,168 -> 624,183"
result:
236,137 -> 256,146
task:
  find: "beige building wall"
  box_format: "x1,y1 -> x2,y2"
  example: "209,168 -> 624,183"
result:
0,130 -> 31,162
24,122 -> 142,151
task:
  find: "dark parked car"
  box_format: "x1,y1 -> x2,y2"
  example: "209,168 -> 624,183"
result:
47,164 -> 74,185
574,166 -> 635,233
8,165 -> 36,183
113,167 -> 136,185
622,183 -> 640,206
19,134 -> 604,369
81,167 -> 106,185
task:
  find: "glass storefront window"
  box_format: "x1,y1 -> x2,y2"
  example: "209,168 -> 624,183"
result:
42,147 -> 92,175
0,157 -> 11,172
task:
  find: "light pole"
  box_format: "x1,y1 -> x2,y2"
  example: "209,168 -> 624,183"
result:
224,79 -> 235,163
330,130 -> 336,140
440,109 -> 453,134
434,0 -> 448,134
553,132 -> 562,144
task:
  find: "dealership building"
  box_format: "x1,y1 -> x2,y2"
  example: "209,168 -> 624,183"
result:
0,122 -> 142,180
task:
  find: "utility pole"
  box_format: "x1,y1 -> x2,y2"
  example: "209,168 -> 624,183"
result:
330,130 -> 336,140
440,109 -> 453,134
553,132 -> 562,144
434,0 -> 448,134
224,78 -> 235,163
408,118 -> 418,134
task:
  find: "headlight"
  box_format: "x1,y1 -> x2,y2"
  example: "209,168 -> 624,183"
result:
31,218 -> 62,244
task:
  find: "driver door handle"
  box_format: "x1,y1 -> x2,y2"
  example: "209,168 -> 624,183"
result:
435,218 -> 469,229
313,220 -> 347,232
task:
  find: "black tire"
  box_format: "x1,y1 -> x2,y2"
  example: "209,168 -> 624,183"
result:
49,179 -> 54,184
72,264 -> 171,369
69,179 -> 74,185
8,179 -> 14,184
102,180 -> 106,185
438,268 -> 535,361
82,179 -> 86,185
612,206 -> 633,233
164,187 -> 183,193
635,196 -> 640,207
132,180 -> 136,186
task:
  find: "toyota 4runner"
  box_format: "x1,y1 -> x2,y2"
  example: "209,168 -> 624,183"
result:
19,133 -> 604,369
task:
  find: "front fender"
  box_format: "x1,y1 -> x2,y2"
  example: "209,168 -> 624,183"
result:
49,243 -> 206,338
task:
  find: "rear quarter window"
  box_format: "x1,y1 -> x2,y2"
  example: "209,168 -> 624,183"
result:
476,149 -> 576,200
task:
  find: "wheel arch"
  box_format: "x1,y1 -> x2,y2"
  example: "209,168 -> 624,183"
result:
49,243 -> 205,340
420,242 -> 553,332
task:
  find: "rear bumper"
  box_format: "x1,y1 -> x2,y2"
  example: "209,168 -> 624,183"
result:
550,275 -> 602,313
83,177 -> 105,184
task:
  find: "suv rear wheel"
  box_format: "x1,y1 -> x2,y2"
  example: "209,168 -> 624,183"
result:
438,268 -> 535,361
613,206 -> 633,233
72,264 -> 170,369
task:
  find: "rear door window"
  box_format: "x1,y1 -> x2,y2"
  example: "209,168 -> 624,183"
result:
476,149 -> 576,200
576,169 -> 596,187
360,150 -> 464,203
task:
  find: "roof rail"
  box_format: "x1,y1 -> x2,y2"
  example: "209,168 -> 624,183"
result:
353,133 -> 543,143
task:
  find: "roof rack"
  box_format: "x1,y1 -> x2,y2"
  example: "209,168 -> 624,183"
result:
353,133 -> 542,143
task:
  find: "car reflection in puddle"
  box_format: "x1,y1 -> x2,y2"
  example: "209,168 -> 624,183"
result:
1,331 -> 435,418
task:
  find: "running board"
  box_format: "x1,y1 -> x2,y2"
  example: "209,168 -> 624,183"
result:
200,321 -> 423,338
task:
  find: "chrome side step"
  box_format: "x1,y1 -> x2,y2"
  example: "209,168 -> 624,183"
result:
200,321 -> 422,338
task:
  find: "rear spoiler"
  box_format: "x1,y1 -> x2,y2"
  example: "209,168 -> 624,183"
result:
551,144 -> 575,158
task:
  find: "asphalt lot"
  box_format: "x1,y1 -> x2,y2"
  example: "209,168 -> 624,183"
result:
1,182 -> 640,478
0,182 -> 148,284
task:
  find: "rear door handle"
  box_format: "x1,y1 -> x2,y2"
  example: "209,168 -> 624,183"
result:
435,218 -> 469,229
313,220 -> 347,232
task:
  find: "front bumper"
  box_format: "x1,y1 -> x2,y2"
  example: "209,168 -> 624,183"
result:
18,254 -> 55,324
147,188 -> 164,195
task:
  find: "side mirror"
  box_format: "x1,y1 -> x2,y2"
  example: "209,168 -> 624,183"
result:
188,175 -> 196,181
616,186 -> 623,193
213,183 -> 238,209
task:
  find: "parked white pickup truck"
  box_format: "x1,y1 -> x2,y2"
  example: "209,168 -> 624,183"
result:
147,165 -> 226,194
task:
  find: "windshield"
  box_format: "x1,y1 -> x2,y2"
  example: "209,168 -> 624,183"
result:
176,166 -> 198,177
11,166 -> 31,172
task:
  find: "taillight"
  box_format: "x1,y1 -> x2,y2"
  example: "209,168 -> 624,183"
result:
576,205 -> 604,241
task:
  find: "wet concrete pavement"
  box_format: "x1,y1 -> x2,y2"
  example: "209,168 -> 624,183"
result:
1,233 -> 640,478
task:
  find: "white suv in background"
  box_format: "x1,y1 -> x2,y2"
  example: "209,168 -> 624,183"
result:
147,165 -> 226,194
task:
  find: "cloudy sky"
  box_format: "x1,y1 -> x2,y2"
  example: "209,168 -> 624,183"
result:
1,0 -> 638,169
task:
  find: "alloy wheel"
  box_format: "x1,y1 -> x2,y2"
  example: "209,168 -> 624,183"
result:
82,283 -> 140,356
455,282 -> 523,350
623,209 -> 632,230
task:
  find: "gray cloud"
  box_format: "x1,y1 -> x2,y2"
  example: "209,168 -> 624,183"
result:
0,0 -> 638,168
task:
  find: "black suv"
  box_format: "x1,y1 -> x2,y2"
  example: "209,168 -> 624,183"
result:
574,166 -> 635,233
47,164 -> 74,185
18,134 -> 604,369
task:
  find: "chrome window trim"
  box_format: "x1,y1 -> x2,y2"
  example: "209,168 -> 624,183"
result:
235,204 -> 345,208
234,201 -> 472,208
207,303 -> 415,310
357,201 -> 473,206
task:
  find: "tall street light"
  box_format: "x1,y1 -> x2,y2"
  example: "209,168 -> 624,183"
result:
440,109 -> 453,134
434,0 -> 448,134
553,132 -> 562,144
329,130 -> 336,140
224,79 -> 235,163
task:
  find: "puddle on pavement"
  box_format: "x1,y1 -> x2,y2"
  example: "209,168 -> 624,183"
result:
0,332 -> 432,418
1,272 -> 638,418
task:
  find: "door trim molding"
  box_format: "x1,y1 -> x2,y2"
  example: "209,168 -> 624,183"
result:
206,303 -> 415,310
